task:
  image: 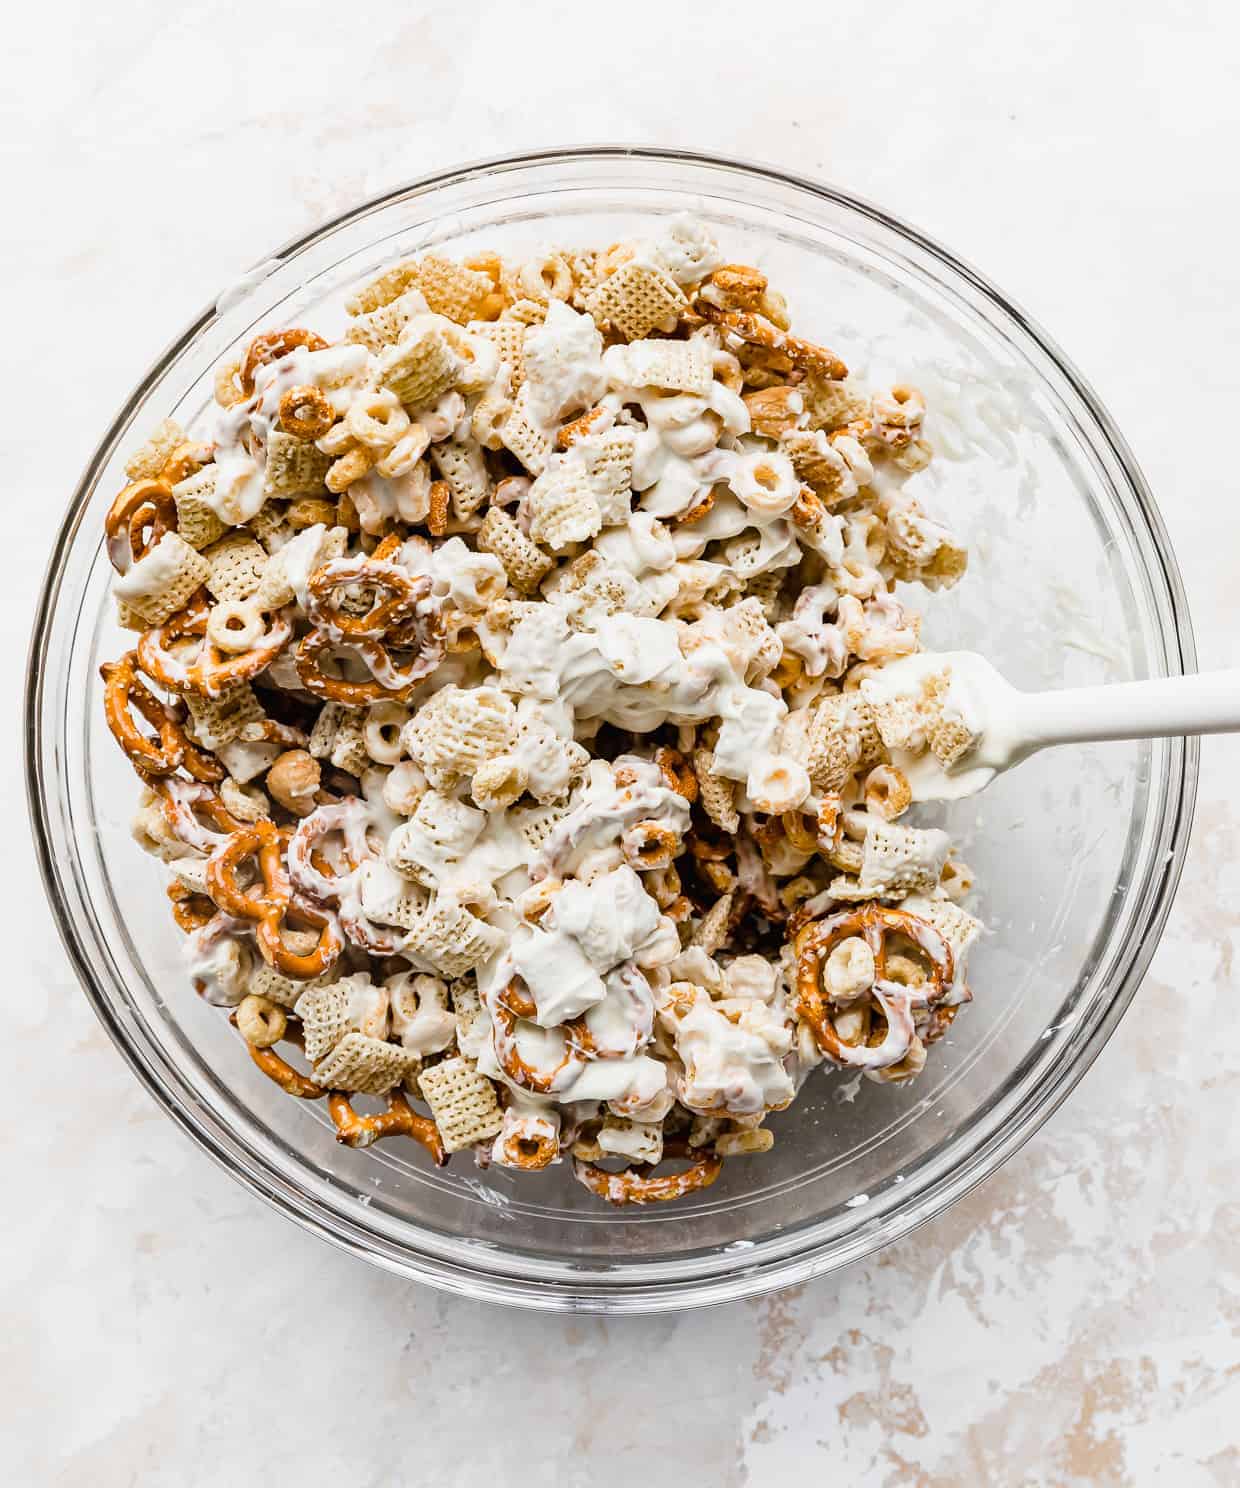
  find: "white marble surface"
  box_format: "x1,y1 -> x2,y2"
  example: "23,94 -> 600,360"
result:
7,3 -> 1240,1483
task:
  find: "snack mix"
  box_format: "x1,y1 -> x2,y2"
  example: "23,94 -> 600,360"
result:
101,217 -> 983,1206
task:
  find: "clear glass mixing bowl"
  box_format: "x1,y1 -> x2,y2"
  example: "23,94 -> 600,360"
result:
26,148 -> 1197,1312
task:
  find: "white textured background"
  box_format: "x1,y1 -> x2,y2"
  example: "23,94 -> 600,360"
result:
6,3 -> 1240,1483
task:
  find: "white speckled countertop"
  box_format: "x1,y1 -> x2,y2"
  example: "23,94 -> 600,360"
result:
7,3 -> 1240,1482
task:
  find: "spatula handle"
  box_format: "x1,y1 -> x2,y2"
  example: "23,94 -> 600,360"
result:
1026,670 -> 1240,750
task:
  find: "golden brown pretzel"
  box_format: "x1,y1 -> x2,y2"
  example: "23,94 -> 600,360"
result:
138,594 -> 292,699
572,1141 -> 723,1206
328,1090 -> 448,1164
100,654 -> 222,782
285,800 -> 410,956
239,328 -> 328,395
305,557 -> 424,641
294,553 -> 441,703
794,903 -> 954,1065
207,819 -> 342,980
153,779 -> 244,851
278,384 -> 335,439
563,965 -> 653,1063
104,479 -> 177,573
248,1042 -> 324,1099
295,618 -> 443,704
695,300 -> 849,381
491,980 -> 576,1095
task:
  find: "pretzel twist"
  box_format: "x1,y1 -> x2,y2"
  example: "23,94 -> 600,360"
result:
105,479 -> 177,574
563,964 -> 654,1062
328,1090 -> 447,1164
305,556 -> 422,641
794,903 -> 954,1069
248,1042 -> 324,1099
286,800 -> 408,955
207,819 -> 342,979
491,980 -> 578,1095
296,555 -> 442,703
573,1141 -> 723,1206
100,654 -> 222,782
695,300 -> 849,381
154,779 -> 245,851
138,594 -> 293,698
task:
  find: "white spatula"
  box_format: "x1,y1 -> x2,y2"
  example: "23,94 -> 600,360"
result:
860,651 -> 1237,801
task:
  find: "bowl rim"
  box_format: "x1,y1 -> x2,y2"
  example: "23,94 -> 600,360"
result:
25,144 -> 1199,1312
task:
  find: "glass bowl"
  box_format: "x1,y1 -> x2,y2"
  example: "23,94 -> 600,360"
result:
26,147 -> 1196,1312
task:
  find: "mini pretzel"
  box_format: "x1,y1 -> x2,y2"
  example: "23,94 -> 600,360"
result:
492,980 -> 576,1095
239,328 -> 328,395
305,557 -> 424,641
328,1090 -> 447,1165
138,594 -> 292,699
100,654 -> 222,782
655,746 -> 698,803
564,963 -> 654,1061
248,1042 -> 324,1099
279,384 -> 336,439
572,1141 -> 723,1206
621,820 -> 679,871
695,300 -> 848,381
285,799 -> 406,954
154,779 -> 245,851
105,479 -> 177,573
295,620 -> 444,705
794,903 -> 954,1068
207,819 -> 342,980
286,799 -> 374,903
